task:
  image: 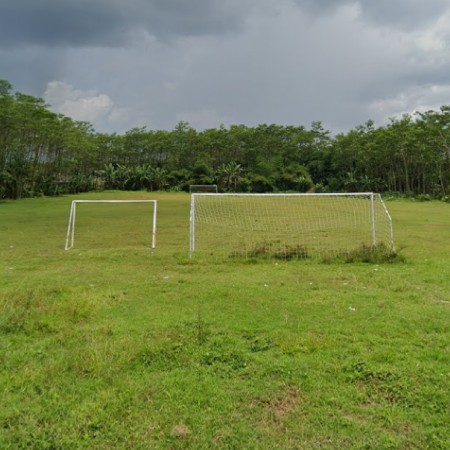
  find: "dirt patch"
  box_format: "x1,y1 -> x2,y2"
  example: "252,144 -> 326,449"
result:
171,423 -> 190,439
271,388 -> 302,417
251,386 -> 302,418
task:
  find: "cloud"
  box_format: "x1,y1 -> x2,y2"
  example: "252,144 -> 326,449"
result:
369,83 -> 450,123
38,1 -> 450,132
292,0 -> 353,16
293,0 -> 450,30
0,0 -> 256,48
43,81 -> 139,132
3,0 -> 450,134
0,0 -> 126,47
358,0 -> 450,30
0,46 -> 64,94
149,3 -> 407,130
411,9 -> 450,53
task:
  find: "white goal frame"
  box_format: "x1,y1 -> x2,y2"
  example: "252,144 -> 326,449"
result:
65,200 -> 157,250
189,192 -> 394,258
189,184 -> 218,193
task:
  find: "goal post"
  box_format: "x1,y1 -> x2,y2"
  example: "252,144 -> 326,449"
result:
65,200 -> 157,250
189,193 -> 394,259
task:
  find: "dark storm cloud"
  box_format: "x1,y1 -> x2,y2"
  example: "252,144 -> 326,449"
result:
133,0 -> 250,40
293,0 -> 449,30
0,47 -> 63,93
2,0 -> 450,133
291,0 -> 351,15
359,0 -> 450,30
0,0 -> 126,47
0,0 -> 249,48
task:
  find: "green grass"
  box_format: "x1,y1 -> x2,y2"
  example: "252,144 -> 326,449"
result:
0,192 -> 449,449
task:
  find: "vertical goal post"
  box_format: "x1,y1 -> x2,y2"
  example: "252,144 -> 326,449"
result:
189,192 -> 394,259
65,200 -> 157,251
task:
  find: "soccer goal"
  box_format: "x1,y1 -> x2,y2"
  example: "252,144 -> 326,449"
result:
189,184 -> 218,193
65,200 -> 157,250
189,193 -> 394,259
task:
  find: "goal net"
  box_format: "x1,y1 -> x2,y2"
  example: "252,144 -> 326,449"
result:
189,184 -> 218,193
189,193 -> 394,259
65,200 -> 157,250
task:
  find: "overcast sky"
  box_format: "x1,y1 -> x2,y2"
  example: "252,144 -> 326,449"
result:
1,0 -> 450,133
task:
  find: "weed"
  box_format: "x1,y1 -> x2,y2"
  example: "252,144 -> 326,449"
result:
230,241 -> 309,260
322,243 -> 405,264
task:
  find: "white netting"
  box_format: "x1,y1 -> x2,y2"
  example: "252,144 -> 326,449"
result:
190,193 -> 393,259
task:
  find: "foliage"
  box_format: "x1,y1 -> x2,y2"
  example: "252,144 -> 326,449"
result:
229,240 -> 310,260
321,243 -> 404,264
1,78 -> 449,199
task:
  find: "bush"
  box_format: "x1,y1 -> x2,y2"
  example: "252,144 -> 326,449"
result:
230,241 -> 309,260
322,243 -> 404,264
416,194 -> 432,202
249,175 -> 275,193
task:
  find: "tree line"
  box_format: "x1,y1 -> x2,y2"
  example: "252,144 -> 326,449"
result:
1,79 -> 449,199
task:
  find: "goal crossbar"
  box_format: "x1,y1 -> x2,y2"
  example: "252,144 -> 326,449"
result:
65,200 -> 157,250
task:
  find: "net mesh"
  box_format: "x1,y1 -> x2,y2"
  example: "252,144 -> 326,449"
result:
191,193 -> 393,259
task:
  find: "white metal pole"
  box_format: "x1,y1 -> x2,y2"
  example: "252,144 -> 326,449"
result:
152,200 -> 157,249
380,197 -> 395,252
370,193 -> 376,246
190,192 -> 374,197
189,194 -> 195,258
70,201 -> 77,249
64,201 -> 75,250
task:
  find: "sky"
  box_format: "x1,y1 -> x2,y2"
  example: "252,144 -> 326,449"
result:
1,0 -> 450,134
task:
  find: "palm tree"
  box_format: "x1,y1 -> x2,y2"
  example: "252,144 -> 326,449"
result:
99,163 -> 118,189
217,161 -> 244,191
150,167 -> 168,191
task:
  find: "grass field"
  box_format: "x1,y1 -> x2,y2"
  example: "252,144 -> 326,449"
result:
1,192 -> 449,449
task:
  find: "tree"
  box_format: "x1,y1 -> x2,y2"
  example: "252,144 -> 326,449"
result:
217,161 -> 244,192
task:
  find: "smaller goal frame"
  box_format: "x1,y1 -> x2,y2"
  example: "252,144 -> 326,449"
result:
64,200 -> 157,250
189,184 -> 218,193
